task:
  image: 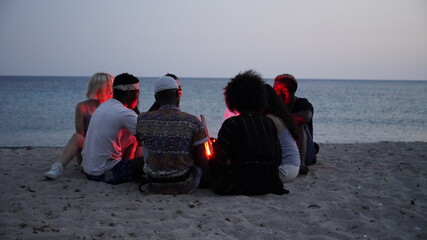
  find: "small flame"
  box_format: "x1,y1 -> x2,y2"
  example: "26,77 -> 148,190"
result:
204,141 -> 213,159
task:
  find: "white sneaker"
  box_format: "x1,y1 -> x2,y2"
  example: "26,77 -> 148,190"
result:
44,162 -> 64,179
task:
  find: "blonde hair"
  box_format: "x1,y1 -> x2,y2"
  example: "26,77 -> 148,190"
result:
86,72 -> 114,102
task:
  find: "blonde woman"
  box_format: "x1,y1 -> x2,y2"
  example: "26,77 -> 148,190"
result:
45,72 -> 114,179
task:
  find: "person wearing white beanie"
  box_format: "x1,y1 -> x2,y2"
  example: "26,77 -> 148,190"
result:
137,74 -> 209,194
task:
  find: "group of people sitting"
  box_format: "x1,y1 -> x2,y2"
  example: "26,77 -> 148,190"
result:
44,70 -> 318,195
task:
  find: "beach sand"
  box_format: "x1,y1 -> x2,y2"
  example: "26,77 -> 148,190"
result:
0,142 -> 426,239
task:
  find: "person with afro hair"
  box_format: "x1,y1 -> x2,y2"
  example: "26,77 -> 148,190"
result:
207,70 -> 288,195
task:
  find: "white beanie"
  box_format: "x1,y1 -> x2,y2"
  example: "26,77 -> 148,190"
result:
154,76 -> 179,93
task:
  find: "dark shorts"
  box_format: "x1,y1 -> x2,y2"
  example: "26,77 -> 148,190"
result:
85,157 -> 143,185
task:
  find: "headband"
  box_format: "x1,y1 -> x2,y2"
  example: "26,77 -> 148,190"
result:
113,83 -> 140,91
274,74 -> 295,82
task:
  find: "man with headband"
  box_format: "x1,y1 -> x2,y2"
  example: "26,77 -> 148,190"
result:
81,73 -> 144,184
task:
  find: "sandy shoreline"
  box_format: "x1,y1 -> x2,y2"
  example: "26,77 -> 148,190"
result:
1,142 -> 426,239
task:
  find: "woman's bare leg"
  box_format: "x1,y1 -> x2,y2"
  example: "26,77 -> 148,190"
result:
59,133 -> 85,168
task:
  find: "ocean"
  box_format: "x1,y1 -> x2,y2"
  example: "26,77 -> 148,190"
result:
1,76 -> 426,147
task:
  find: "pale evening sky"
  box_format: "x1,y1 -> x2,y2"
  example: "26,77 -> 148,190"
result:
1,0 -> 426,80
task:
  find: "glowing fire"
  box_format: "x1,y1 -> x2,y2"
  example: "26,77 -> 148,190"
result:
200,115 -> 214,160
204,140 -> 214,159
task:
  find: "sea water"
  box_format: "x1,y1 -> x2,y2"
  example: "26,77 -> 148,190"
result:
0,76 -> 426,147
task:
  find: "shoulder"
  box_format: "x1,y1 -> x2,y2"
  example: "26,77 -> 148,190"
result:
79,99 -> 100,110
75,101 -> 88,113
181,111 -> 200,121
106,99 -> 138,117
123,107 -> 138,118
266,114 -> 285,132
223,115 -> 240,126
137,111 -> 153,120
179,111 -> 205,128
296,97 -> 311,104
294,97 -> 313,110
76,99 -> 91,108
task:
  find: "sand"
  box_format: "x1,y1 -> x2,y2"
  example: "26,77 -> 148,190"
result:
0,142 -> 426,240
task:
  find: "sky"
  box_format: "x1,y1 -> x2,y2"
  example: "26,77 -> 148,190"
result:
1,0 -> 426,80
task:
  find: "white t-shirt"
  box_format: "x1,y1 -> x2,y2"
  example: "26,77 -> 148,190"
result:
266,114 -> 300,166
277,127 -> 300,167
81,98 -> 138,176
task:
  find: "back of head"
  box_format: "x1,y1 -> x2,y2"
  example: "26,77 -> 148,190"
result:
113,73 -> 140,103
113,73 -> 139,89
274,74 -> 298,94
154,75 -> 179,105
86,72 -> 114,102
225,70 -> 266,114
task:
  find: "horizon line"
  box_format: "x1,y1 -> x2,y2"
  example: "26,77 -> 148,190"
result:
0,74 -> 426,82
